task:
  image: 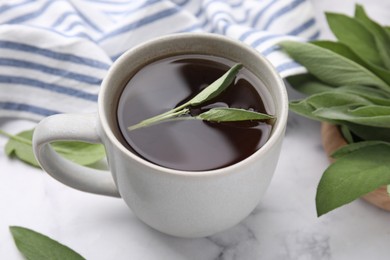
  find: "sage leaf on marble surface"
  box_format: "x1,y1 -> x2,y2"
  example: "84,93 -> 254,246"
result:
10,226 -> 85,260
2,129 -> 40,167
1,129 -> 106,167
279,41 -> 390,92
316,143 -> 390,216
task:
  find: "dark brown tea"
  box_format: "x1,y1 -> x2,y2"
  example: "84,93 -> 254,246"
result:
117,55 -> 274,171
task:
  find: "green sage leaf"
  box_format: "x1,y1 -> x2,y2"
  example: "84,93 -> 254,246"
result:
340,125 -> 354,144
311,40 -> 390,85
189,63 -> 243,106
197,107 -> 274,122
286,73 -> 334,95
387,185 -> 390,196
354,4 -> 390,69
346,123 -> 390,142
311,40 -> 363,65
325,12 -> 383,67
2,129 -> 40,167
1,129 -> 106,167
313,105 -> 390,128
52,141 -> 107,165
385,26 -> 390,38
289,91 -> 373,123
316,144 -> 390,216
10,226 -> 85,260
331,140 -> 390,159
335,85 -> 390,106
279,41 -> 390,93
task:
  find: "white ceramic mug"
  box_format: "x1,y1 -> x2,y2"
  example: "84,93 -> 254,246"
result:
33,33 -> 288,238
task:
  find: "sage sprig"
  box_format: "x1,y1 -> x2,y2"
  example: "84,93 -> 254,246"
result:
128,63 -> 274,130
280,4 -> 390,216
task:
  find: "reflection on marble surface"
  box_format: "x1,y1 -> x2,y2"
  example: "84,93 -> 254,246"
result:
1,1 -> 390,259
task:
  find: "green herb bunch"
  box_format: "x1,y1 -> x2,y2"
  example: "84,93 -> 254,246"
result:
280,4 -> 390,216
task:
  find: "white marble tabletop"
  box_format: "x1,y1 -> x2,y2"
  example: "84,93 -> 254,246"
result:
1,1 -> 389,259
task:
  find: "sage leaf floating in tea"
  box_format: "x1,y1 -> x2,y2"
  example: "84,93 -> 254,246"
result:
197,107 -> 274,122
187,63 -> 243,106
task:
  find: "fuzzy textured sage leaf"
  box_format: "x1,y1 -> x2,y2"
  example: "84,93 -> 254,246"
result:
345,123 -> 390,142
325,12 -> 383,67
335,85 -> 390,106
1,129 -> 106,167
340,125 -> 354,144
289,91 -> 373,123
309,39 -> 390,88
286,73 -> 334,95
354,4 -> 390,69
279,41 -> 390,93
316,143 -> 390,216
10,226 -> 85,260
331,140 -> 390,159
312,40 -> 390,85
313,105 -> 390,128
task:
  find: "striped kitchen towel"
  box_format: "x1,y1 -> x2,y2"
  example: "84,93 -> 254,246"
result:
0,0 -> 319,121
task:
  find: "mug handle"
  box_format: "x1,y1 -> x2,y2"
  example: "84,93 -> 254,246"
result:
33,113 -> 120,198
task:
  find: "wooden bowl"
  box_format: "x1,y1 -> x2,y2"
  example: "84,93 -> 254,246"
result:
321,122 -> 390,211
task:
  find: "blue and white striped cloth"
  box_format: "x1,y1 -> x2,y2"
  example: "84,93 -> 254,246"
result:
0,0 -> 319,121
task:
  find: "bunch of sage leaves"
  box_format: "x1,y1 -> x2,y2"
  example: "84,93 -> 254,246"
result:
280,4 -> 390,216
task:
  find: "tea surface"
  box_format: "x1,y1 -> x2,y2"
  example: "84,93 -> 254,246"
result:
117,55 -> 274,171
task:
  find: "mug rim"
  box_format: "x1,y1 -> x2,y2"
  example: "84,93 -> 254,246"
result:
99,33 -> 288,177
